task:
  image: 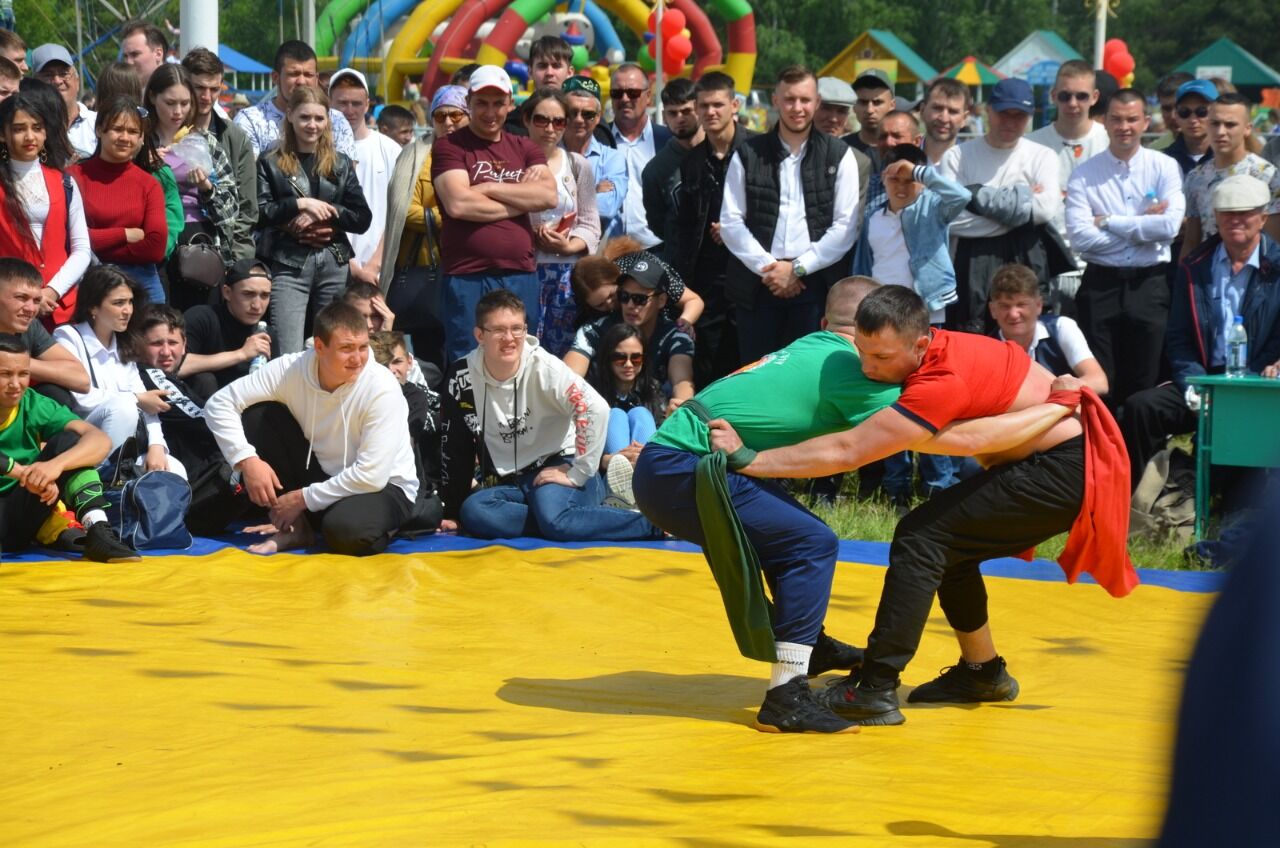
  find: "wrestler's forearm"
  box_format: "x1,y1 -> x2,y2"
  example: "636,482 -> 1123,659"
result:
921,402 -> 1072,457
743,410 -> 921,479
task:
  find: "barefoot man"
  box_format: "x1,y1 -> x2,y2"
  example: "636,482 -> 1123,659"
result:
204,301 -> 419,555
709,285 -> 1137,726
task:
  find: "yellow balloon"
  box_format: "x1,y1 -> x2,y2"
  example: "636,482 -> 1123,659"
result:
1122,71 -> 1135,87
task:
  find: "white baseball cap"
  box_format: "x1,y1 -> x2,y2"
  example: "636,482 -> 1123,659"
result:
468,65 -> 513,96
328,67 -> 368,93
1213,174 -> 1271,212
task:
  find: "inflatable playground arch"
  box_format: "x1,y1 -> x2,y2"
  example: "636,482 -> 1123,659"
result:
316,0 -> 756,104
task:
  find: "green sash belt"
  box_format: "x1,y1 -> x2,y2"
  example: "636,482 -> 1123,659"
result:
683,399 -> 777,663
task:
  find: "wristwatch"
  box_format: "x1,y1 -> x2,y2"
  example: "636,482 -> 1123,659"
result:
793,259 -> 808,278
1098,215 -> 1111,231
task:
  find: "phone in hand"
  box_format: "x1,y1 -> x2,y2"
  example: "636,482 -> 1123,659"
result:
555,212 -> 577,234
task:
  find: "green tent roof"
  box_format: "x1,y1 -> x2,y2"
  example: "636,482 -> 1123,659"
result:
866,29 -> 939,82
1176,37 -> 1280,87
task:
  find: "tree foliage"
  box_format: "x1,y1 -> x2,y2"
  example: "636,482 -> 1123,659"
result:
11,0 -> 1280,93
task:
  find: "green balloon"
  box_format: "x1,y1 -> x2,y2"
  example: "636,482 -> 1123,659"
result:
637,46 -> 655,72
572,44 -> 589,71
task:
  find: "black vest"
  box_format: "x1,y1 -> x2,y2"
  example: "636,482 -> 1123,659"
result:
724,128 -> 847,308
1032,314 -> 1073,376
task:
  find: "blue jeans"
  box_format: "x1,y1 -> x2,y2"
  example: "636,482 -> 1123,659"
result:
117,262 -> 165,305
605,407 -> 657,454
883,452 -> 963,500
269,251 -> 349,354
633,444 -> 838,646
442,270 -> 541,365
459,459 -> 661,542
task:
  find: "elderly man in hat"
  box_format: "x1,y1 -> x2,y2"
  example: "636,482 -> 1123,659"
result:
1120,175 -> 1280,487
32,44 -> 96,159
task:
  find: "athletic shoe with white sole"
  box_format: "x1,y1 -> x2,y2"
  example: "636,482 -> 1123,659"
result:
604,453 -> 636,508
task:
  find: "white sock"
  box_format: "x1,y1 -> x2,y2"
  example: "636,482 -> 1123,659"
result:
82,510 -> 108,527
768,641 -> 813,689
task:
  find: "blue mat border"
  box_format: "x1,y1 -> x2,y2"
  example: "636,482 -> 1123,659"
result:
1,532 -> 1224,594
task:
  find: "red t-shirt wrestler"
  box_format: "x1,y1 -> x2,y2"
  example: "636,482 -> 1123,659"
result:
709,284 -> 1136,726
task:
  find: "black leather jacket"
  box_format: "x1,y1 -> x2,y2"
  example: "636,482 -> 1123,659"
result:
255,150 -> 372,269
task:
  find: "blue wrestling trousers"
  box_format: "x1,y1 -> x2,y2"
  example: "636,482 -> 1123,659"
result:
632,443 -> 840,646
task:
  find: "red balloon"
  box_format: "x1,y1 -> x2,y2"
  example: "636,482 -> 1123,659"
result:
665,34 -> 693,63
647,38 -> 658,58
1105,50 -> 1135,78
660,8 -> 687,39
1104,38 -> 1127,58
663,51 -> 685,77
647,10 -> 658,32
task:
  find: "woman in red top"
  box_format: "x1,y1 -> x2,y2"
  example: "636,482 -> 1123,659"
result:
0,90 -> 91,326
68,97 -> 168,306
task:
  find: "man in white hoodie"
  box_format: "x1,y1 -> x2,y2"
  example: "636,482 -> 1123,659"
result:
441,289 -> 661,541
204,301 -> 420,555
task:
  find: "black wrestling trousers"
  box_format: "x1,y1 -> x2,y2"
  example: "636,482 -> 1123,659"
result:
860,436 -> 1086,686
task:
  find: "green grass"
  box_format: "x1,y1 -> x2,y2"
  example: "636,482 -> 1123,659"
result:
799,476 -> 1201,572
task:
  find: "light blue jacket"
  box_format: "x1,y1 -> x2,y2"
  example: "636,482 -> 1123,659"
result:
852,165 -> 971,312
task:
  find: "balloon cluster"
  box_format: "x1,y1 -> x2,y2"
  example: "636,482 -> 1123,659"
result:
638,7 -> 692,76
1103,38 -> 1136,88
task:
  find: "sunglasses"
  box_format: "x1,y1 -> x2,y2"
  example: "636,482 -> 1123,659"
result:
530,114 -> 567,130
433,110 -> 467,123
568,108 -> 599,122
611,88 -> 647,101
1178,105 -> 1210,120
610,352 -> 645,366
617,290 -> 656,307
1055,91 -> 1092,103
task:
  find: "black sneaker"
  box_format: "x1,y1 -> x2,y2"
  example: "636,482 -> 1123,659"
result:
82,523 -> 141,563
807,631 -> 864,677
907,656 -> 1019,703
754,676 -> 860,734
817,673 -> 906,725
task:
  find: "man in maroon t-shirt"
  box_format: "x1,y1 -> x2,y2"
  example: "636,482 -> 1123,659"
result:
710,285 -> 1110,726
432,65 -> 558,364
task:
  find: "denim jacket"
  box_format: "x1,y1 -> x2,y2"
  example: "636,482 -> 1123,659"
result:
852,165 -> 971,312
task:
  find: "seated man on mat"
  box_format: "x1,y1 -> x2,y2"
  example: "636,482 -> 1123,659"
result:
440,289 -> 662,542
0,334 -> 140,562
710,285 -> 1136,727
633,278 -> 1080,734
203,302 -> 421,556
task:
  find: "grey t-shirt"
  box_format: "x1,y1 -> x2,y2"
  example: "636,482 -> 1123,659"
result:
21,321 -> 55,357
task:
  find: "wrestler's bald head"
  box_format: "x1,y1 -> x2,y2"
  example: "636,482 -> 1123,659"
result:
825,276 -> 881,328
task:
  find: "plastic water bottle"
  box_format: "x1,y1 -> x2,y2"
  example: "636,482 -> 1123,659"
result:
248,321 -> 269,373
1143,189 -> 1160,211
1226,315 -> 1248,378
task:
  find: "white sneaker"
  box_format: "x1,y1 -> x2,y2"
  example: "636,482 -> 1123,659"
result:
605,454 -> 636,508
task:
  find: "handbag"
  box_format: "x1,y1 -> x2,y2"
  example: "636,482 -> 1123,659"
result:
385,213 -> 442,334
175,231 -> 226,289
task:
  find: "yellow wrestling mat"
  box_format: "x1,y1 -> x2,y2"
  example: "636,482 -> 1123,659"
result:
0,545 -> 1211,846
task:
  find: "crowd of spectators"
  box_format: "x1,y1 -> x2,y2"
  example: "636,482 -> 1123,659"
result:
0,24 -> 1276,566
